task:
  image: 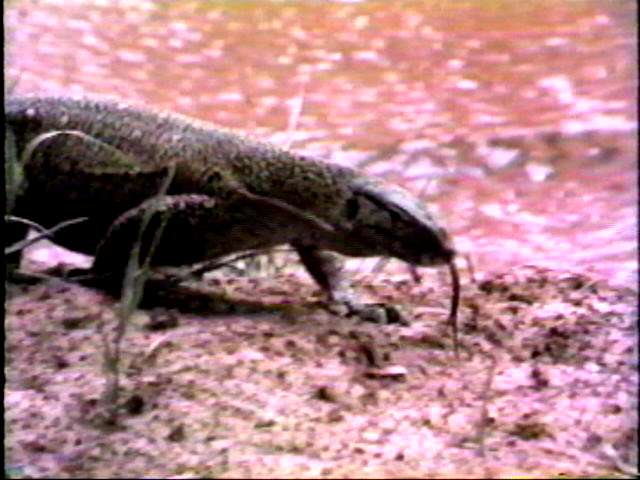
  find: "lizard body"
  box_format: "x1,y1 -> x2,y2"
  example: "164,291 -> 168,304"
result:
5,95 -> 455,322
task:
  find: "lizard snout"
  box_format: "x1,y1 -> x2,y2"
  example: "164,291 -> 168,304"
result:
419,245 -> 455,266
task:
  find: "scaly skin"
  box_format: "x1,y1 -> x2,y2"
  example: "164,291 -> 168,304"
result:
5,95 -> 455,323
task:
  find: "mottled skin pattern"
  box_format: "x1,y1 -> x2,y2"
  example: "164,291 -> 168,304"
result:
6,95 -> 455,322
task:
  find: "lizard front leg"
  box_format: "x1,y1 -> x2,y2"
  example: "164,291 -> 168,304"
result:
294,245 -> 408,325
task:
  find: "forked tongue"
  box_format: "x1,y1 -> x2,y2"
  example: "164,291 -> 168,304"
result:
447,259 -> 461,359
409,260 -> 461,358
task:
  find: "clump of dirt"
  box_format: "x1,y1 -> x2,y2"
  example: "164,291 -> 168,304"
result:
4,265 -> 637,478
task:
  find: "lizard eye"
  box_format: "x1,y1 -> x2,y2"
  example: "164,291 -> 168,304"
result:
386,207 -> 403,223
345,196 -> 360,220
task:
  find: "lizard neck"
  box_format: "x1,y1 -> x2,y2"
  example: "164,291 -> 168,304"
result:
224,146 -> 357,227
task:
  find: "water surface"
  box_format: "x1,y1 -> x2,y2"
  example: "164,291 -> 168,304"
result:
6,0 -> 637,287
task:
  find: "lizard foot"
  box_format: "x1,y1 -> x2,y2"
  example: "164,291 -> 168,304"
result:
327,301 -> 410,325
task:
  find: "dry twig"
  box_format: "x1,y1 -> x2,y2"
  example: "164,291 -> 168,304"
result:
4,216 -> 88,255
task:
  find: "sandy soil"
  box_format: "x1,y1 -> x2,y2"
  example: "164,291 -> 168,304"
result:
4,262 -> 637,478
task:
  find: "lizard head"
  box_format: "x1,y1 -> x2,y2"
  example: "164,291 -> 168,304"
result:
335,176 -> 455,266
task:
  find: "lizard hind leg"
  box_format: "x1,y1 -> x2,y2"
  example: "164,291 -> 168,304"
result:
89,194 -> 223,294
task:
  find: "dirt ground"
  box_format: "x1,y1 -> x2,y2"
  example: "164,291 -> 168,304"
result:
4,260 -> 638,478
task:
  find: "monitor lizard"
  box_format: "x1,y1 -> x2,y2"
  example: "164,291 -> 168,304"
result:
5,95 -> 456,326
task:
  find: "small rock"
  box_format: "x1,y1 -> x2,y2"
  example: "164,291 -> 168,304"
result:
509,421 -> 550,440
22,438 -> 49,453
254,419 -> 276,429
525,162 -> 555,182
61,313 -> 89,330
236,349 -> 265,362
122,394 -> 145,415
326,407 -> 345,423
479,144 -> 522,170
455,79 -> 478,90
167,424 -> 185,442
399,138 -> 437,154
362,429 -> 380,442
52,354 -> 70,369
364,365 -> 408,380
314,385 -> 339,403
447,58 -> 465,70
